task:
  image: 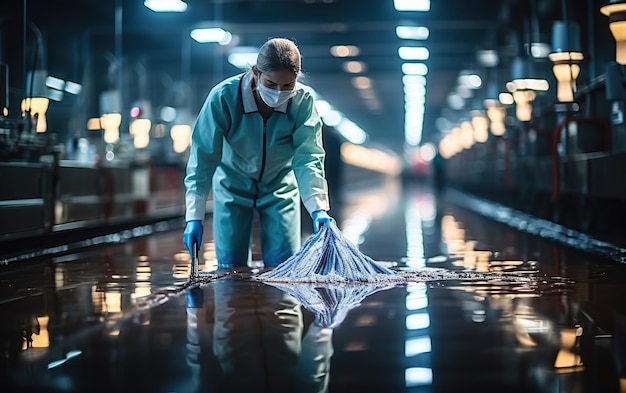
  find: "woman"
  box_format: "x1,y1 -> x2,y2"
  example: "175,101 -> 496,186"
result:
183,37 -> 334,268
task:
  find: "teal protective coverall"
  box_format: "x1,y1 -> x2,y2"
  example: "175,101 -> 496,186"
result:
184,71 -> 330,268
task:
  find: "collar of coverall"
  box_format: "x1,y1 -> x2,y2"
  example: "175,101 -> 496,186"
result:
241,70 -> 291,114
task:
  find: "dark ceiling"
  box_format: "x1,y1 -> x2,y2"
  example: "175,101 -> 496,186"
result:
1,0 -> 608,154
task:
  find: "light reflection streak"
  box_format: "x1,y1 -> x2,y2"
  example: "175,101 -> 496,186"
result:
405,367 -> 433,386
406,313 -> 430,330
405,336 -> 432,357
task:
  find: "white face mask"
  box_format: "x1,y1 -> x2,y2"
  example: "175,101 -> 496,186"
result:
257,81 -> 296,108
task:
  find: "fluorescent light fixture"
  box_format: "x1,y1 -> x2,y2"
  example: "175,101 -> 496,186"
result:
191,28 -> 232,45
499,92 -> 514,105
403,75 -> 426,86
46,75 -> 64,91
330,45 -> 360,57
47,89 -> 63,102
228,47 -> 258,69
351,76 -> 372,89
160,106 -> 177,122
64,81 -> 82,95
394,0 -> 430,11
322,109 -> 343,127
477,49 -> 499,67
144,0 -> 188,12
314,99 -> 331,117
527,42 -> 551,59
458,73 -> 482,89
342,61 -> 367,73
336,119 -> 367,144
447,93 -> 465,110
396,26 -> 429,40
398,46 -> 429,60
402,63 -> 428,75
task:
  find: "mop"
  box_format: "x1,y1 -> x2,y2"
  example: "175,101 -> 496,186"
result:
254,220 -> 541,285
256,220 -> 404,284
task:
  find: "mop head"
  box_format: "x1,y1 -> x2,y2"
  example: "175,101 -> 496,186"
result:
256,220 -> 404,283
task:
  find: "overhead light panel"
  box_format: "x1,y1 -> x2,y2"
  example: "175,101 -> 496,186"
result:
343,61 -> 367,73
398,47 -> 429,60
144,0 -> 188,12
396,26 -> 429,40
191,28 -> 232,45
394,0 -> 430,12
402,63 -> 428,75
477,49 -> 499,67
228,46 -> 258,69
330,45 -> 360,57
64,81 -> 82,95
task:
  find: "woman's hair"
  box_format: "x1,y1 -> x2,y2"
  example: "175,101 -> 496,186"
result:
256,38 -> 301,75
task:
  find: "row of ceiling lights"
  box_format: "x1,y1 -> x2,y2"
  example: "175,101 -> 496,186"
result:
73,0 -> 431,165
145,0 -> 431,150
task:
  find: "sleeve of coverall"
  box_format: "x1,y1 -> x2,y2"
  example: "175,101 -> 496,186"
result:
291,93 -> 331,215
184,90 -> 229,221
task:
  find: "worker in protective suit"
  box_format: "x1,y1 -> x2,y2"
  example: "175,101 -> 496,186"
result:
183,37 -> 334,268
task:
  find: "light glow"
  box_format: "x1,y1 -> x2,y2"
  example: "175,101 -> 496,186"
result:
405,367 -> 433,386
394,0 -> 430,12
402,63 -> 428,75
398,46 -> 429,60
191,28 -> 232,45
144,0 -> 188,12
396,25 -> 429,40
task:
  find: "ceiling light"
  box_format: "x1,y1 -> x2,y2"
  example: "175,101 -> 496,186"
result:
64,81 -> 82,95
499,92 -> 514,105
322,109 -> 342,127
457,73 -> 482,89
330,45 -> 360,57
526,42 -> 551,59
144,0 -> 188,12
351,76 -> 372,89
394,0 -> 430,12
549,21 -> 584,103
398,47 -> 429,60
477,49 -> 499,67
396,26 -> 429,40
403,75 -> 426,86
190,28 -> 232,45
343,61 -> 367,73
228,46 -> 258,69
314,99 -> 331,117
336,119 -> 367,144
601,0 -> 626,64
402,63 -> 428,75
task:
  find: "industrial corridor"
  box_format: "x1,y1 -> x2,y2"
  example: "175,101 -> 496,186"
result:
4,0 -> 626,392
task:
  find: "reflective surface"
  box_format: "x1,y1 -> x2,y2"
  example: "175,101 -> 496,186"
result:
3,179 -> 626,392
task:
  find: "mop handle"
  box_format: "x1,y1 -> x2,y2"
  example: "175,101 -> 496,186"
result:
190,241 -> 199,278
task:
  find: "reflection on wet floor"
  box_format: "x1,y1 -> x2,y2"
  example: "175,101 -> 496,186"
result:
3,181 -> 626,392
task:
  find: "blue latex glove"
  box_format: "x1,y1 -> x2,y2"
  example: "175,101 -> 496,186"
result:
312,210 -> 334,233
183,220 -> 204,256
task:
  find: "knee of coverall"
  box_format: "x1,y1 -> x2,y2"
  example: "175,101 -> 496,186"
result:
256,176 -> 301,267
213,167 -> 255,268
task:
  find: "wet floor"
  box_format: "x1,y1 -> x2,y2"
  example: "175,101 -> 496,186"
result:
3,179 -> 626,392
